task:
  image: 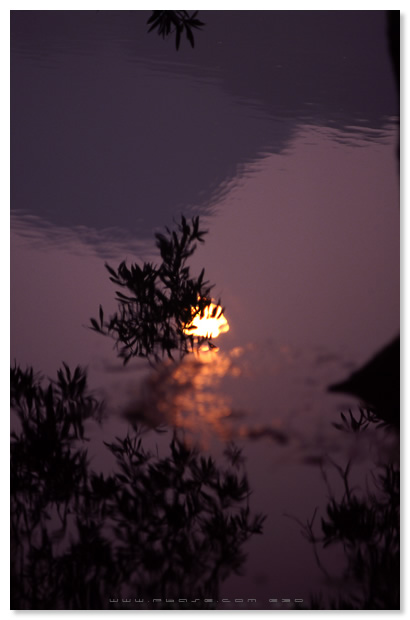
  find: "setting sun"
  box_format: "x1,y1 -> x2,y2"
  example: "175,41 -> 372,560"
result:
183,302 -> 230,339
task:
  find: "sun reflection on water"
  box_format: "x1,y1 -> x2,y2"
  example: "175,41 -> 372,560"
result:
183,302 -> 230,339
123,342 -> 243,441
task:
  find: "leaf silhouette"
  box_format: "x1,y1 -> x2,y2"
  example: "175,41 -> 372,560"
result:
90,216 -> 222,364
146,11 -> 204,51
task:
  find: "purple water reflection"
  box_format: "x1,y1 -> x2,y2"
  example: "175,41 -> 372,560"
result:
11,10 -> 399,610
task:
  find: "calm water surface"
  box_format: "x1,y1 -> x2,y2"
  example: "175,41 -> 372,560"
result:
11,11 -> 399,609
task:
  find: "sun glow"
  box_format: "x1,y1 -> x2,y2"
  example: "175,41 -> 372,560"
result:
183,303 -> 230,339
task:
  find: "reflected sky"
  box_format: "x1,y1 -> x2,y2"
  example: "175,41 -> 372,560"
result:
11,11 -> 397,239
11,121 -> 399,408
10,10 -> 399,610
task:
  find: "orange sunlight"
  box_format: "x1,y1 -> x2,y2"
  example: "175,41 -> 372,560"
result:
183,302 -> 230,339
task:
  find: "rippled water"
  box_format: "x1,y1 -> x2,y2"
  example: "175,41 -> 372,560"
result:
11,10 -> 399,610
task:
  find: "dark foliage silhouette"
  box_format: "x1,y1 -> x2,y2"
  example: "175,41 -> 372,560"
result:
11,365 -> 265,609
331,406 -> 392,433
289,407 -> 399,610
90,216 -> 223,364
147,11 -> 204,50
328,336 -> 400,428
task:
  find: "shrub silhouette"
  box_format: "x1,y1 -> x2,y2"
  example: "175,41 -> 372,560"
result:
90,216 -> 223,364
11,364 -> 265,609
290,408 -> 399,610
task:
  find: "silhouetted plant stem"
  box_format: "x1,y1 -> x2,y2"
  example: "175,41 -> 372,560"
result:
90,216 -> 222,364
289,408 -> 399,610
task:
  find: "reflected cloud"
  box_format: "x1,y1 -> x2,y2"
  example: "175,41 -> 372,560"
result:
238,425 -> 289,445
119,340 -> 360,457
12,11 -> 397,244
123,346 -> 244,439
11,210 -> 153,260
